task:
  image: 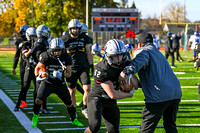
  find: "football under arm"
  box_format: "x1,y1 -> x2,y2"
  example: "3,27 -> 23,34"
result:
35,62 -> 45,76
64,65 -> 71,78
100,80 -> 133,99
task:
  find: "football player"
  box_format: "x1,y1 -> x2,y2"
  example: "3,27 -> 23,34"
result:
14,27 -> 37,111
31,38 -> 83,127
189,31 -> 200,61
24,24 -> 50,113
152,34 -> 159,49
84,39 -> 139,133
61,19 -> 93,119
125,43 -> 133,60
12,25 -> 29,111
165,32 -> 176,68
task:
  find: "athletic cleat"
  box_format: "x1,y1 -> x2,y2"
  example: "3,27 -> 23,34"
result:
41,108 -> 50,114
14,106 -> 19,112
81,108 -> 88,119
31,114 -> 39,127
19,101 -> 27,109
71,118 -> 83,127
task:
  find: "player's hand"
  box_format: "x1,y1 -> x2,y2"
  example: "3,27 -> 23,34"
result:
12,68 -> 16,75
53,71 -> 62,78
36,74 -> 48,81
129,88 -> 135,97
118,72 -> 128,87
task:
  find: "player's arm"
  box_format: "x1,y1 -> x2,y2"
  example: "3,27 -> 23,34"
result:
100,80 -> 133,99
34,62 -> 45,76
64,65 -> 71,78
85,44 -> 93,65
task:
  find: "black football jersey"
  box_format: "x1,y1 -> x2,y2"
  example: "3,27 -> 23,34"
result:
39,51 -> 72,84
88,60 -> 130,104
30,37 -> 49,63
61,34 -> 90,69
21,40 -> 35,65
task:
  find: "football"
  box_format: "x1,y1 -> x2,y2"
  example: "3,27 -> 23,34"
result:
39,68 -> 49,78
120,74 -> 135,93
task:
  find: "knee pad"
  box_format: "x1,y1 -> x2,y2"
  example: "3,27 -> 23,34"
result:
35,98 -> 43,105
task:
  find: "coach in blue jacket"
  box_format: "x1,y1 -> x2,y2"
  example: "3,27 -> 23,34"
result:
119,32 -> 182,133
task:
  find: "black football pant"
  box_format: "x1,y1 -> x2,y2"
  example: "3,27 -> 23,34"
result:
165,51 -> 175,66
139,99 -> 180,133
16,65 -> 39,108
16,61 -> 26,107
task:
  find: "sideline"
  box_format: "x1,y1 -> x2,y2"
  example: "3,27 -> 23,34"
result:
0,89 -> 42,133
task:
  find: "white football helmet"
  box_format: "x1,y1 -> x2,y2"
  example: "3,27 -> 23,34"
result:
68,19 -> 82,36
92,43 -> 101,55
49,38 -> 65,52
36,25 -> 50,38
81,23 -> 88,33
105,39 -> 127,67
25,27 -> 36,41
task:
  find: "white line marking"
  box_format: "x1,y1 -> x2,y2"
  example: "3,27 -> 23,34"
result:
0,89 -> 42,133
174,72 -> 185,74
39,121 -> 71,124
45,124 -> 200,131
39,116 -> 66,118
28,111 -> 59,114
11,94 -> 33,96
24,107 -> 53,110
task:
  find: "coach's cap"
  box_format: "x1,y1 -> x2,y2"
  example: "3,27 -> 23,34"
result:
138,33 -> 153,43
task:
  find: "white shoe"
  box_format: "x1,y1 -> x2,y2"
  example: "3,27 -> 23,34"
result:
81,108 -> 88,119
171,66 -> 176,68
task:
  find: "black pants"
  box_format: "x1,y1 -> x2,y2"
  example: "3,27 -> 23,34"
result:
140,99 -> 180,133
16,61 -> 27,107
87,97 -> 120,133
173,48 -> 183,61
165,51 -> 175,66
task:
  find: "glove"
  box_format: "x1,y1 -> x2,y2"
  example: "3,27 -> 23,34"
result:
36,73 -> 48,81
53,71 -> 62,79
129,88 -> 135,97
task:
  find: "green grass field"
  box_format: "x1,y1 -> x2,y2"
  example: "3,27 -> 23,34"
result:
0,50 -> 200,133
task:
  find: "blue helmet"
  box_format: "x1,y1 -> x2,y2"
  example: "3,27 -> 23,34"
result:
194,31 -> 199,36
152,34 -> 156,38
172,34 -> 177,38
62,31 -> 67,36
167,32 -> 172,36
19,25 -> 30,36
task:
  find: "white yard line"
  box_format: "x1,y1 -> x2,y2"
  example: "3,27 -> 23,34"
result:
0,89 -> 42,133
45,124 -> 200,131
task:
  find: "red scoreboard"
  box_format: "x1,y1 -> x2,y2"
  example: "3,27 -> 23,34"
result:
92,8 -> 139,32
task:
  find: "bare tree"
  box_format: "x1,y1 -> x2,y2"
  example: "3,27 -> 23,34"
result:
162,1 -> 186,23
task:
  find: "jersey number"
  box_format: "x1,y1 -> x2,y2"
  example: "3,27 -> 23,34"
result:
94,69 -> 101,78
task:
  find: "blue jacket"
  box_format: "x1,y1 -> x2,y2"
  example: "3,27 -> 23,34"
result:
123,43 -> 182,103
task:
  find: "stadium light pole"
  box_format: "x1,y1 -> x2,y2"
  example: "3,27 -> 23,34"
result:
159,0 -> 162,25
86,0 -> 88,35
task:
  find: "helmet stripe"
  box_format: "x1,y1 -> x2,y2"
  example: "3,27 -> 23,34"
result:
113,39 -> 121,51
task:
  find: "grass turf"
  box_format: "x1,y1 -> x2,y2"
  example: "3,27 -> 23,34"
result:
0,50 -> 200,133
